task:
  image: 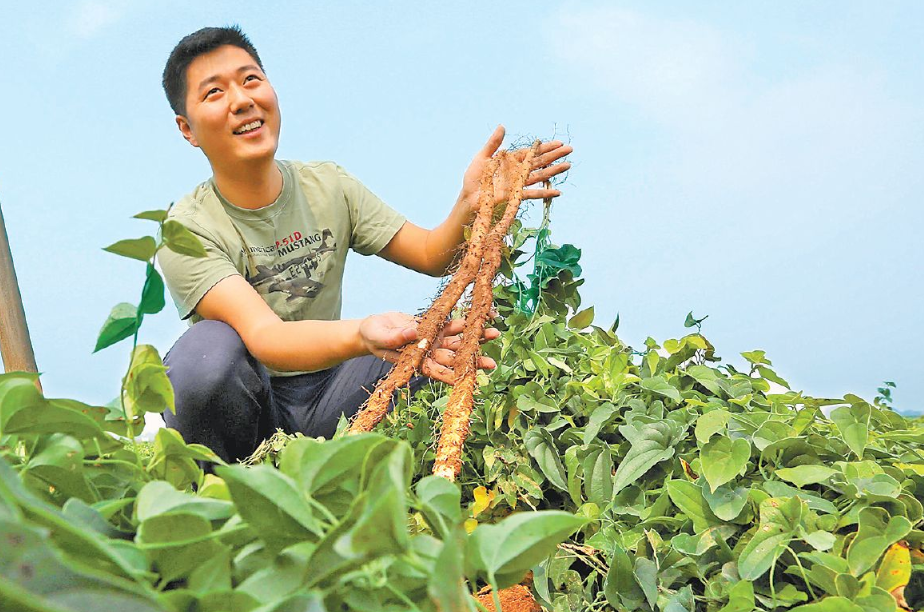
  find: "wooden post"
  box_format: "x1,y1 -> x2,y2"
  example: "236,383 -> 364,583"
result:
0,198 -> 42,392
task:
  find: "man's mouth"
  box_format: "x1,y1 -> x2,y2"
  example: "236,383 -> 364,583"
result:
233,120 -> 264,135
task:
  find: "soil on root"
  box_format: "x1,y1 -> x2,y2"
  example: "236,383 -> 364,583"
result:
475,584 -> 541,612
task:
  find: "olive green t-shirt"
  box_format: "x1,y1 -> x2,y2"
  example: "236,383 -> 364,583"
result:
158,159 -> 406,376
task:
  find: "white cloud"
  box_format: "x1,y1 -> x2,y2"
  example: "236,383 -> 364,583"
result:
68,0 -> 127,39
549,6 -> 923,206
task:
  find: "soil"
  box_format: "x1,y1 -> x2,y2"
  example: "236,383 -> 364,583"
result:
475,574 -> 542,612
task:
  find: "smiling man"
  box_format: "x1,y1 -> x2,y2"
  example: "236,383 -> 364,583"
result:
157,26 -> 571,464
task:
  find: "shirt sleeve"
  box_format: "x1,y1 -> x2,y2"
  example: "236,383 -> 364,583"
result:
158,216 -> 242,320
337,165 -> 407,256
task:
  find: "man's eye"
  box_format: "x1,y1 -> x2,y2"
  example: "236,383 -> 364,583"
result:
204,87 -> 221,99
244,74 -> 261,83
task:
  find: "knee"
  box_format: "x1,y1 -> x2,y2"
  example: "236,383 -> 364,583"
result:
165,320 -> 264,403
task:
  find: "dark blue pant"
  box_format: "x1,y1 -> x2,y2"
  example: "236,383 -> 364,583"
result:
162,320 -> 428,463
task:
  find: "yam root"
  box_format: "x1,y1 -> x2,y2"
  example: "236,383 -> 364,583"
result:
432,153 -> 535,480
349,142 -> 539,484
348,158 -> 501,434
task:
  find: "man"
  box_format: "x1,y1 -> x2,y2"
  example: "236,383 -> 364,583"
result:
157,26 -> 571,463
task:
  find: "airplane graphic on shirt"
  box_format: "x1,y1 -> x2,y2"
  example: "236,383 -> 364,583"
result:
245,228 -> 337,301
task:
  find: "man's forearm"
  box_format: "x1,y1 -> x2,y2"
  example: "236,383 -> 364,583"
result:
248,318 -> 367,373
424,197 -> 472,276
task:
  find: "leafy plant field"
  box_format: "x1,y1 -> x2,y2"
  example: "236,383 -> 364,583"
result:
2,208 -> 923,612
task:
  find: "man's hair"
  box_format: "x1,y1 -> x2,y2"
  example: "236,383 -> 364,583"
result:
162,25 -> 264,116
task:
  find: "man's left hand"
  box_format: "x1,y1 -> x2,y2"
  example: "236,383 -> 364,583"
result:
458,125 -> 573,219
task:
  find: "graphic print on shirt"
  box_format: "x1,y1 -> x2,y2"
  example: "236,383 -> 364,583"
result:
244,228 -> 337,302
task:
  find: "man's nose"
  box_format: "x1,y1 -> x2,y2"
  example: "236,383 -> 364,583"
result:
228,84 -> 254,114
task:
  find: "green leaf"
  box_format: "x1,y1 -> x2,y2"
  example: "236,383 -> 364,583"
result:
162,220 -> 207,257
700,436 -> 750,492
604,543 -> 646,609
133,209 -> 169,223
762,480 -> 838,515
427,529 -> 469,612
252,592 -> 327,612
583,402 -> 617,446
757,366 -> 790,389
93,302 -> 140,353
685,311 -> 708,328
138,265 -> 165,316
741,350 -> 769,365
135,481 -> 233,522
279,434 -> 396,498
216,464 -> 322,549
568,306 -> 594,329
187,548 -> 232,595
147,428 -> 222,490
612,422 -> 679,495
582,446 -> 614,507
846,506 -> 912,576
738,497 -> 805,580
334,445 -> 411,558
802,529 -> 836,551
666,480 -> 720,533
830,403 -> 870,458
466,511 -> 587,588
124,345 -> 174,416
775,465 -> 837,488
634,557 -> 658,609
22,434 -> 95,503
103,236 -> 157,262
663,585 -> 695,612
695,409 -> 731,444
237,543 -> 311,603
416,475 -> 462,535
197,590 -> 260,612
789,597 -> 864,612
0,372 -> 44,430
524,429 -> 568,491
671,526 -> 730,557
0,518 -> 163,611
136,512 -> 224,584
639,375 -> 681,402
3,397 -> 107,441
702,484 -> 749,521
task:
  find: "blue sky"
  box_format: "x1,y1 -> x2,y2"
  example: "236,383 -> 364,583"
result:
1,1 -> 921,413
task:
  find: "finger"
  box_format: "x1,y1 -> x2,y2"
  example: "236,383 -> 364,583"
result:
438,319 -> 467,337
376,349 -> 403,363
525,162 -> 571,186
478,125 -> 505,159
531,145 -> 573,170
476,356 -> 497,370
430,348 -> 457,368
438,334 -> 463,352
421,360 -> 457,385
536,140 -> 566,155
522,188 -> 562,201
438,325 -> 499,349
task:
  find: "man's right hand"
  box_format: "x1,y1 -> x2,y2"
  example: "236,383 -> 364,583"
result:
359,312 -> 500,385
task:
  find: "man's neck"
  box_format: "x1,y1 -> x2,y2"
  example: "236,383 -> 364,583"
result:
211,158 -> 284,210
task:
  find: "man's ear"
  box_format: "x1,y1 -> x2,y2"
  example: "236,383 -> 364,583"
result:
176,115 -> 199,148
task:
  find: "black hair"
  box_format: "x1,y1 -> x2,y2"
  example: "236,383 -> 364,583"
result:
162,25 -> 264,116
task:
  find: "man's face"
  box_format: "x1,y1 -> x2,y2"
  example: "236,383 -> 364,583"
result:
176,45 -> 281,169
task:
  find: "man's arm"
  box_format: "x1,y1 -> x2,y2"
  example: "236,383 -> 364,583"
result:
378,126 -> 572,277
196,275 -> 376,372
194,274 -> 498,382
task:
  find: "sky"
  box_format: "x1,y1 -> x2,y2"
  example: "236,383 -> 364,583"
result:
1,1 -> 921,417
